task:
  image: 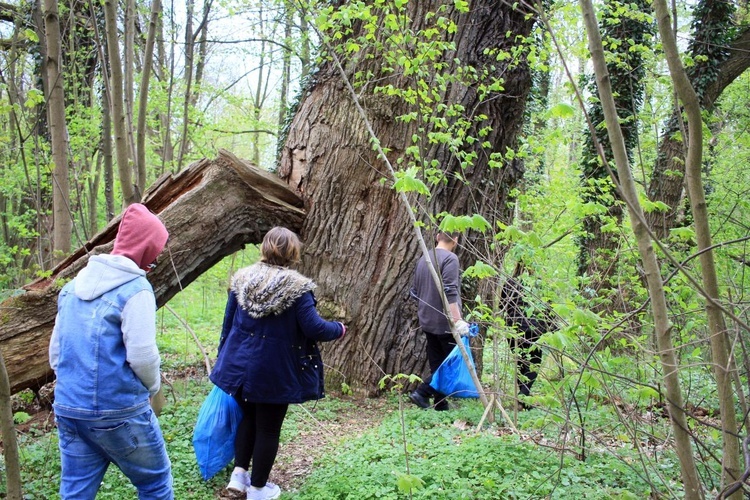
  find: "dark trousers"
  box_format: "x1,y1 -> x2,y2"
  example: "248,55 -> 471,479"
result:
417,332 -> 456,404
508,325 -> 543,397
233,399 -> 289,487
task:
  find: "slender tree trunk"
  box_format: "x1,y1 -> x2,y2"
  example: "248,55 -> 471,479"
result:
101,81 -> 115,220
653,1 -> 741,496
253,33 -> 265,166
0,348 -> 22,499
277,3 -> 292,133
176,0 -> 195,170
42,0 -> 72,263
155,0 -> 174,173
88,153 -> 102,236
192,0 -> 211,105
580,0 -> 703,496
103,0 -> 136,206
124,0 -> 137,191
298,7 -> 310,81
136,0 -> 161,193
577,0 -> 651,314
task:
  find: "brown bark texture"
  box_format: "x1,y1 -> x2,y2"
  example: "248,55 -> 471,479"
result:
279,1 -> 534,395
0,150 -> 304,394
647,25 -> 750,239
43,0 -> 72,261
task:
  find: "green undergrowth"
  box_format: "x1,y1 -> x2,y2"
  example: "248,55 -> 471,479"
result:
7,378 -> 365,499
292,399 -> 684,499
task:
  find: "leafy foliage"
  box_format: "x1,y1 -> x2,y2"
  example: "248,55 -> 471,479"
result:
293,400 -> 683,499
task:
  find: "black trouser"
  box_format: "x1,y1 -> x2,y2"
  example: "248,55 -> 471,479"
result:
508,324 -> 543,397
416,332 -> 456,404
233,398 -> 289,488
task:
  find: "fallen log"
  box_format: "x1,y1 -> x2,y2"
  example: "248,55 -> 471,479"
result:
0,150 -> 304,394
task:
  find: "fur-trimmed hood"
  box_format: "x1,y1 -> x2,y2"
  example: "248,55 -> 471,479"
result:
231,262 -> 315,318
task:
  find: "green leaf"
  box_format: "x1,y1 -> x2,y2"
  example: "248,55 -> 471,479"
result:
501,225 -> 526,242
547,102 -> 576,119
14,411 -> 31,424
24,89 -> 44,108
463,261 -> 498,279
669,227 -> 695,241
634,386 -> 660,400
453,0 -> 470,12
395,473 -> 425,493
439,213 -> 490,233
393,167 -> 430,196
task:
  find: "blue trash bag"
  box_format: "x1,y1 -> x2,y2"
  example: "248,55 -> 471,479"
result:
429,324 -> 480,398
193,385 -> 243,480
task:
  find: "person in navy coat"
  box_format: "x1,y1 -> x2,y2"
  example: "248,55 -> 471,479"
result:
210,227 -> 346,500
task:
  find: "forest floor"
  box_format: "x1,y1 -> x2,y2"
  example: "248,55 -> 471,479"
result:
221,395 -> 390,498
6,370 -> 391,499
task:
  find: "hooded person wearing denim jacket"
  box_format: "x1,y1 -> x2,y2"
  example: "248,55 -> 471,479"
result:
49,203 -> 173,500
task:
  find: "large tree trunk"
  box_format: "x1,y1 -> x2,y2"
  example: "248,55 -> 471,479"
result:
647,6 -> 750,239
577,0 -> 651,314
279,1 -> 535,395
0,150 -> 304,394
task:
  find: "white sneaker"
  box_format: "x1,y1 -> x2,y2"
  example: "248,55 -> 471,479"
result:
246,481 -> 281,500
227,470 -> 251,493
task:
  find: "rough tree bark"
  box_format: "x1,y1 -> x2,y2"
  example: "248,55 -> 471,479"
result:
0,150 -> 304,394
42,0 -> 72,263
278,1 -> 535,395
577,0 -> 651,314
647,6 -> 750,239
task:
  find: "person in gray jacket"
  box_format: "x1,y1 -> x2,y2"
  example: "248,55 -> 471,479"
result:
409,232 -> 469,411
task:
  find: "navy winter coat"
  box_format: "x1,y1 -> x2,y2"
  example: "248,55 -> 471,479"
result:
210,263 -> 343,404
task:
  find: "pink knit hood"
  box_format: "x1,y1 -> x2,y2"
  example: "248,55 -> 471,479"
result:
112,204 -> 169,271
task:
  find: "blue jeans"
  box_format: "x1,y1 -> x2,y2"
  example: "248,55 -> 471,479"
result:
56,410 -> 173,499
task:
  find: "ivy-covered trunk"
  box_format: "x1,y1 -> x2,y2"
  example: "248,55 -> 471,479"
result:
278,1 -> 536,394
577,0 -> 651,314
646,0 -> 744,238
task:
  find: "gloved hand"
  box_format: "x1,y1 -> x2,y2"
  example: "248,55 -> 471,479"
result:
469,322 -> 479,337
455,319 -> 470,337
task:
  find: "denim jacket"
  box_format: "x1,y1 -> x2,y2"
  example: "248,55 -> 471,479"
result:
51,255 -> 159,420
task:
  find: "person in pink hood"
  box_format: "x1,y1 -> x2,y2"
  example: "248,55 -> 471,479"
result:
49,203 -> 173,499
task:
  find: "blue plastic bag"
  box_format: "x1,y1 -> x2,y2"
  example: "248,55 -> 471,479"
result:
193,385 -> 243,480
429,325 -> 480,398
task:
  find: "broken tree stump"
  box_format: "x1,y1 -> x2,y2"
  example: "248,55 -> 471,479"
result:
0,150 -> 304,394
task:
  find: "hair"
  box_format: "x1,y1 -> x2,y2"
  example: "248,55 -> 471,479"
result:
260,227 -> 302,267
436,232 -> 460,244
